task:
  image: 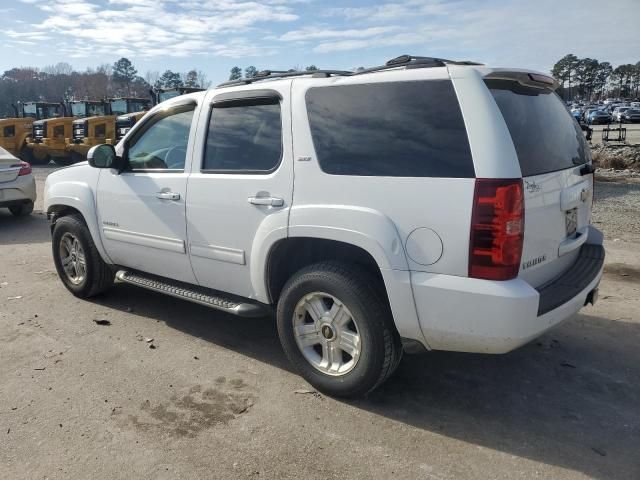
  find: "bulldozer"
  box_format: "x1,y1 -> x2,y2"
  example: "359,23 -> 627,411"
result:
25,102 -> 76,165
0,102 -> 63,162
112,97 -> 152,143
65,97 -> 151,164
65,100 -> 113,164
153,86 -> 204,105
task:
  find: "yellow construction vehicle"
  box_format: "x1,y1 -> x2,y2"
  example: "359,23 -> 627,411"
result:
153,86 -> 204,105
112,97 -> 152,143
0,102 -> 63,163
25,102 -> 75,165
67,97 -> 151,164
65,100 -> 112,164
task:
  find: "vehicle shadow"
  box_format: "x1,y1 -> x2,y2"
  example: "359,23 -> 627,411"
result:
92,284 -> 640,480
0,210 -> 51,245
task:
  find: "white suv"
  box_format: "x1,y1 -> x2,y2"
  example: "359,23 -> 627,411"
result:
44,55 -> 604,397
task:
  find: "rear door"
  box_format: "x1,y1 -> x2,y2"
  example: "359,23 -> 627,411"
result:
486,79 -> 593,287
185,84 -> 293,299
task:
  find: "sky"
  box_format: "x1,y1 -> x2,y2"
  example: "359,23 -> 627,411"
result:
0,0 -> 638,84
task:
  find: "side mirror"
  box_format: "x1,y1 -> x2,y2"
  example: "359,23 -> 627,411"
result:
87,144 -> 122,170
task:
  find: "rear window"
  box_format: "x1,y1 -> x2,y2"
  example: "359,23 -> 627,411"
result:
305,80 -> 474,178
487,79 -> 590,177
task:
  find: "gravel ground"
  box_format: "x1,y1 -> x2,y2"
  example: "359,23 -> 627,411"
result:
1,165 -> 639,480
592,177 -> 640,239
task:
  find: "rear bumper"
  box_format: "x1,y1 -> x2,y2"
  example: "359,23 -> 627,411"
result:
410,231 -> 604,354
0,174 -> 36,207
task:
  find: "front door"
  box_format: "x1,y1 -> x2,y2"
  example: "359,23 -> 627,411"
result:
96,102 -> 198,283
186,85 -> 293,299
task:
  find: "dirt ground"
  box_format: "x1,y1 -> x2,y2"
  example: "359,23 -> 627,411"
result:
1,166 -> 639,480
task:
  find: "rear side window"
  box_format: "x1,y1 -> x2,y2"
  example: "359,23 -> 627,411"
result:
487,80 -> 590,177
305,80 -> 474,177
203,98 -> 282,173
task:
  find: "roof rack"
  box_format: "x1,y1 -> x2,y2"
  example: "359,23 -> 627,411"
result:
216,55 -> 483,88
218,69 -> 353,87
353,55 -> 483,75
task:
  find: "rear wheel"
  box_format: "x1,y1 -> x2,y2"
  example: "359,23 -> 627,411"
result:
9,201 -> 34,217
52,214 -> 114,297
277,262 -> 402,398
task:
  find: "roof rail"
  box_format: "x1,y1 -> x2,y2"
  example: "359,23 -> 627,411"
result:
352,55 -> 483,75
216,55 -> 483,88
217,69 -> 354,88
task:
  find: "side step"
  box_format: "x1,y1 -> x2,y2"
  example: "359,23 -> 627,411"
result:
115,270 -> 266,318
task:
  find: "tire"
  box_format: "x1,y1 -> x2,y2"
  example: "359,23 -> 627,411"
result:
9,201 -> 34,217
70,151 -> 85,164
19,145 -> 34,163
276,261 -> 402,398
52,214 -> 114,298
30,153 -> 51,166
53,156 -> 75,167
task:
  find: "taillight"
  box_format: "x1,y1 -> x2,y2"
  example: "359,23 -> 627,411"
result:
469,178 -> 524,281
13,161 -> 32,176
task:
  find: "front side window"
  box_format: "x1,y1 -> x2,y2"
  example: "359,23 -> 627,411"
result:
203,98 -> 282,173
126,105 -> 195,171
305,80 -> 474,178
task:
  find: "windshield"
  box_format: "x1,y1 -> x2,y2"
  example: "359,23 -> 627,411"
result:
158,91 -> 180,103
110,100 -> 127,115
487,79 -> 589,177
128,100 -> 148,113
110,99 -> 148,114
44,105 -> 63,118
71,103 -> 87,117
23,104 -> 37,118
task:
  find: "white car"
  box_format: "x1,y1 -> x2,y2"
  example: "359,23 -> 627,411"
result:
612,106 -> 630,121
0,146 -> 36,216
44,55 -> 604,397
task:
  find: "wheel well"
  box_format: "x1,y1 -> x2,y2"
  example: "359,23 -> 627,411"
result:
266,238 -> 386,304
47,205 -> 85,229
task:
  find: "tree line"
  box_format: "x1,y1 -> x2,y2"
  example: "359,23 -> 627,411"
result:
552,54 -> 640,100
0,57 -> 210,118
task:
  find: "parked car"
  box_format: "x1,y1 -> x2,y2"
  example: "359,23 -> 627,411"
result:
611,106 -> 630,121
44,56 -> 604,397
587,110 -> 612,124
621,108 -> 640,123
571,109 -> 582,122
0,146 -> 35,216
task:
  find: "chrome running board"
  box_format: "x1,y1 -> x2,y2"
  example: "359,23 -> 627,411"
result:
115,270 -> 265,317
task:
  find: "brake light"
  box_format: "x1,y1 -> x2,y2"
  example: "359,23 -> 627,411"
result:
469,178 -> 524,280
12,161 -> 32,176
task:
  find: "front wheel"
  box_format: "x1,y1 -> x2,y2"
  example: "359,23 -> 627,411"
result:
52,214 -> 114,297
277,262 -> 402,398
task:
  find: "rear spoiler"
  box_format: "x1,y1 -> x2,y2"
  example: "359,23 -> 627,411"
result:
484,71 -> 559,91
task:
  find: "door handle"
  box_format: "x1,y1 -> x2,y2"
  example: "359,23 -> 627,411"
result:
248,196 -> 284,207
156,191 -> 180,201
